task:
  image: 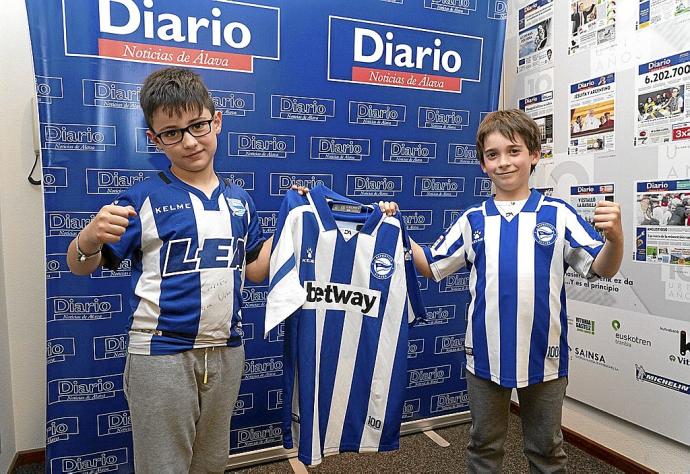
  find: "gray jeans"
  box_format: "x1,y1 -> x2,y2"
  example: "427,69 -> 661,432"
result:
123,345 -> 244,474
466,371 -> 568,474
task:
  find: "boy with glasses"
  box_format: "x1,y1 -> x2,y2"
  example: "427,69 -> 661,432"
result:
67,67 -> 272,473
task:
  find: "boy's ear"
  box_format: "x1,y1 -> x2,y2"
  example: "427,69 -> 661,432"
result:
145,129 -> 159,145
213,110 -> 222,135
530,148 -> 540,166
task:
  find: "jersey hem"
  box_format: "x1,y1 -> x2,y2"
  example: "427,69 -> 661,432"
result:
466,364 -> 568,388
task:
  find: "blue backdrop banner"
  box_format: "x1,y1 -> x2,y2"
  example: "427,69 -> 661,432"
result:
27,1 -> 506,471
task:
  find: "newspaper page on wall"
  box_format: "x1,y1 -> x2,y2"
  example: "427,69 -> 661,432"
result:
635,179 -> 690,265
519,90 -> 553,160
634,51 -> 690,147
517,0 -> 553,73
637,0 -> 690,29
569,0 -> 616,55
569,73 -> 616,155
570,183 -> 615,238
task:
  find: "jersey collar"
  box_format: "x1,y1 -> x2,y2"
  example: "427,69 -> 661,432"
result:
162,168 -> 225,202
308,185 -> 382,235
484,188 -> 543,216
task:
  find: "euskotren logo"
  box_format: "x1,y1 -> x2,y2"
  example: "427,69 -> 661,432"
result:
63,0 -> 280,72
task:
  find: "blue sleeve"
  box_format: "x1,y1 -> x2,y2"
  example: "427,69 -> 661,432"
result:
397,211 -> 427,324
101,191 -> 142,271
244,190 -> 266,254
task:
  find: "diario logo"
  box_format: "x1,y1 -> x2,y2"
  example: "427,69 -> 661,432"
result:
371,253 -> 395,279
97,410 -> 131,436
271,95 -> 335,122
35,75 -> 64,104
94,334 -> 127,360
83,79 -> 140,109
267,321 -> 284,343
439,271 -> 469,293
218,171 -> 255,191
267,389 -> 283,410
414,176 -> 464,197
135,127 -> 163,154
448,143 -> 478,164
349,101 -> 406,126
46,254 -> 70,280
310,137 -> 371,161
51,448 -> 128,474
228,132 -> 295,159
416,304 -> 455,326
211,89 -> 255,116
400,210 -> 433,231
383,140 -> 436,164
232,393 -> 254,416
47,338 -> 76,364
243,356 -> 283,380
231,423 -> 282,450
443,209 -> 464,229
419,107 -> 469,130
257,211 -> 278,234
242,285 -> 267,309
346,175 -> 403,197
63,0 -> 280,72
304,281 -> 380,316
86,168 -> 155,194
48,295 -> 122,322
48,374 -> 123,404
434,334 -> 465,354
270,174 -> 333,196
407,365 -> 452,388
327,16 -> 482,93
402,398 -> 421,419
42,123 -> 116,152
474,177 -> 492,196
43,167 -> 68,194
46,417 -> 79,444
424,0 -> 477,15
488,0 -> 508,19
430,390 -> 469,413
408,339 -> 425,358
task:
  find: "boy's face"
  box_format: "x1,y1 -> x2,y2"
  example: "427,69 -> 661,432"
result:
480,131 -> 539,201
146,106 -> 222,178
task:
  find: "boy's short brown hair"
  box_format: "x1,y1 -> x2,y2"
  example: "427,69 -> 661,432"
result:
476,109 -> 541,170
139,67 -> 215,129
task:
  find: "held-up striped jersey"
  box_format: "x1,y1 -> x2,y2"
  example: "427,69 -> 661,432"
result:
424,189 -> 604,388
266,185 -> 426,466
102,170 -> 265,355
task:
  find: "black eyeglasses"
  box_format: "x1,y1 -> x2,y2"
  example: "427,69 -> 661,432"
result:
153,119 -> 214,145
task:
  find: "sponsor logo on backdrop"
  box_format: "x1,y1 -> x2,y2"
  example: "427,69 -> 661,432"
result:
270,174 -> 333,196
346,175 -> 403,197
328,16 -> 482,93
670,330 -> 690,366
231,423 -> 282,450
474,177 -> 492,196
43,167 -> 68,194
83,79 -> 140,108
417,304 -> 455,326
232,393 -> 254,416
311,137 -> 371,161
576,317 -> 595,335
408,365 -> 452,387
48,294 -> 123,321
419,107 -> 469,130
424,0 -> 477,15
242,285 -> 267,309
611,320 -> 652,348
229,132 -> 295,158
402,398 -> 421,419
681,330 -> 689,355
87,168 -> 155,194
135,127 -> 163,153
488,0 -> 508,19
36,75 -> 64,104
218,171 -> 255,191
267,389 -> 283,410
414,176 -> 464,197
268,321 -> 284,343
448,143 -> 478,164
47,338 -> 76,364
243,356 -> 283,380
401,210 -> 433,231
50,447 -> 128,474
435,334 -> 465,354
91,259 -> 132,279
271,95 -> 335,122
574,347 -> 619,372
383,140 -> 436,163
430,390 -> 469,413
408,339 -> 425,358
238,322 -> 254,342
418,275 -> 429,291
211,89 -> 254,116
439,271 -> 469,292
257,211 -> 278,234
349,101 -> 406,126
46,254 -> 69,280
42,123 -> 116,151
63,0 -> 280,72
46,417 -> 79,444
97,410 -> 131,436
635,364 -> 690,395
443,209 -> 464,229
94,334 -> 127,360
48,374 -> 123,404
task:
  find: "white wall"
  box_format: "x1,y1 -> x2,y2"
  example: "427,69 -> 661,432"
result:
0,0 -> 47,468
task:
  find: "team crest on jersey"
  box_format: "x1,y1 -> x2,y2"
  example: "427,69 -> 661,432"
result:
371,253 -> 395,279
226,198 -> 246,217
533,223 -> 557,246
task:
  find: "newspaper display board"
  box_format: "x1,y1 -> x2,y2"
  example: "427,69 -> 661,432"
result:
568,73 -> 615,155
635,179 -> 690,265
634,51 -> 690,147
517,0 -> 553,73
637,0 -> 690,29
570,183 -> 614,238
569,0 -> 616,55
519,90 -> 554,160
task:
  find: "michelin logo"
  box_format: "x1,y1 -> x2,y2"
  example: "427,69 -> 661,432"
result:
94,334 -> 127,360
448,144 -> 478,165
233,393 -> 254,416
46,417 -> 79,444
267,389 -> 283,410
408,365 -> 452,388
418,107 -> 469,130
83,79 -> 140,109
229,132 -> 296,159
311,137 -> 371,161
349,101 -> 406,126
408,339 -> 425,358
270,174 -> 333,196
414,176 -> 464,197
431,390 -> 469,413
435,334 -> 465,354
424,0 -> 477,15
43,167 -> 68,193
86,168 -> 155,194
48,294 -> 122,322
402,399 -> 421,419
97,410 -> 132,436
347,175 -> 403,197
50,447 -> 128,474
401,210 -> 433,231
211,89 -> 255,116
272,95 -> 335,122
383,140 -> 436,164
42,123 -> 116,152
231,423 -> 282,450
417,305 -> 455,326
47,338 -> 76,364
243,356 -> 283,381
440,272 -> 470,293
48,374 -> 123,404
35,75 -> 63,104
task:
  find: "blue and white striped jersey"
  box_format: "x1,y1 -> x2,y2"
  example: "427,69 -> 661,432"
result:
103,170 -> 265,355
424,189 -> 604,388
266,185 -> 426,466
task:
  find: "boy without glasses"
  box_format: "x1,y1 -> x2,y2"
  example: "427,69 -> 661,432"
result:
382,109 -> 623,472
